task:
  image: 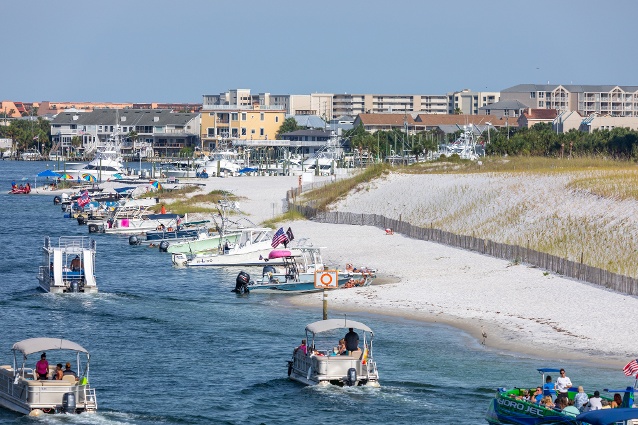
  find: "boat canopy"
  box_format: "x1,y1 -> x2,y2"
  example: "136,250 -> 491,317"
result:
577,408 -> 638,425
12,338 -> 89,355
306,319 -> 373,335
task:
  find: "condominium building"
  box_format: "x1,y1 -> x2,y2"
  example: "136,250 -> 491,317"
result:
200,103 -> 285,151
501,84 -> 638,117
204,89 -> 499,119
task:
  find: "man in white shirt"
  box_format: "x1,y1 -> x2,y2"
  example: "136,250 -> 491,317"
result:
585,390 -> 603,411
556,368 -> 573,400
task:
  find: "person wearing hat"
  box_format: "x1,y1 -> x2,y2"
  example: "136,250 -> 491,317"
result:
63,362 -> 77,379
35,352 -> 49,380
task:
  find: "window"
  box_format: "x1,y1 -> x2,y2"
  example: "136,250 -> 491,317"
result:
231,113 -> 238,121
242,112 -> 246,121
531,92 -> 536,98
260,112 -> 264,121
207,128 -> 215,137
241,128 -> 246,136
538,92 -> 544,98
251,129 -> 255,134
275,116 -> 279,123
260,128 -> 264,136
539,101 -> 544,107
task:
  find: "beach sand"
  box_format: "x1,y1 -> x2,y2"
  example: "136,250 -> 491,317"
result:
34,173 -> 638,366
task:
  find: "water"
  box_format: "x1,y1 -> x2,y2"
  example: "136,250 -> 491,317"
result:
0,160 -> 630,424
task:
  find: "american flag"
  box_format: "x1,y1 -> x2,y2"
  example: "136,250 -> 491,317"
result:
271,227 -> 288,248
624,359 -> 638,376
77,190 -> 91,208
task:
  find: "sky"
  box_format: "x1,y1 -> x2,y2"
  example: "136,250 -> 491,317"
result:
2,0 -> 637,103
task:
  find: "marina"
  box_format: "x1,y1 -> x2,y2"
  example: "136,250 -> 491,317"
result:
0,160 -> 635,424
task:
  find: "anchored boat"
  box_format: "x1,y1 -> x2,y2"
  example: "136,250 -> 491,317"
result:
37,236 -> 98,293
287,318 -> 380,387
0,338 -> 97,415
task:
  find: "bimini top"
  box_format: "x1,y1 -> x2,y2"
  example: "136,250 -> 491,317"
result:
12,338 -> 89,356
306,319 -> 373,335
577,408 -> 638,425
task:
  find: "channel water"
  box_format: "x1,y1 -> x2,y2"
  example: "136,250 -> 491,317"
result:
0,160 -> 628,424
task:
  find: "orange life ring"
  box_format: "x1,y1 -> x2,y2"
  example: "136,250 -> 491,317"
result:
167,227 -> 174,232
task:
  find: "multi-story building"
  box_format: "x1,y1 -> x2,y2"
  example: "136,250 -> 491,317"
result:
50,109 -> 200,158
447,89 -> 500,115
200,103 -> 285,152
501,84 -> 638,117
205,89 -> 498,119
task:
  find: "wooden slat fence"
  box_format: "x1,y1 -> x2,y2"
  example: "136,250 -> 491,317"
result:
286,189 -> 638,296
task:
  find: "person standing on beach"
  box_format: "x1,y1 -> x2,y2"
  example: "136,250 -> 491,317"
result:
556,368 -> 572,400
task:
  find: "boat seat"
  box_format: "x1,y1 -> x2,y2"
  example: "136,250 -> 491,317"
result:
62,375 -> 77,383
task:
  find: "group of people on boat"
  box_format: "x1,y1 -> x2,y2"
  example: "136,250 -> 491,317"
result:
295,328 -> 361,357
34,352 -> 78,381
512,368 -> 626,416
10,181 -> 31,194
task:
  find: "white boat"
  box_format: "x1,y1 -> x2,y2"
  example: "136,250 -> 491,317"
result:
171,227 -> 274,266
197,150 -> 243,176
0,338 -> 98,415
248,247 -> 374,292
21,148 -> 41,161
287,318 -> 380,387
91,209 -> 183,235
37,236 -> 98,293
54,148 -> 127,182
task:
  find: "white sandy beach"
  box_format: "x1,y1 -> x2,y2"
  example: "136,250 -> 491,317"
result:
33,172 -> 638,366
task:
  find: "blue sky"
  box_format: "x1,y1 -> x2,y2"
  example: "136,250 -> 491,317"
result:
2,0 -> 636,102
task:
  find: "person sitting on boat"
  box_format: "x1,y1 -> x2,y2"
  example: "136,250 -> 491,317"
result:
63,362 -> 77,379
53,363 -> 64,380
337,339 -> 347,355
35,352 -> 49,380
584,390 -> 603,411
294,339 -> 307,355
11,180 -> 16,189
70,255 -> 83,272
532,387 -> 544,404
574,386 -> 589,411
611,393 -> 623,408
157,223 -> 166,231
540,396 -> 555,409
344,328 -> 359,353
557,398 -> 580,416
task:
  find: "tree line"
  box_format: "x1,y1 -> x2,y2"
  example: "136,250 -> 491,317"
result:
0,118 -> 51,157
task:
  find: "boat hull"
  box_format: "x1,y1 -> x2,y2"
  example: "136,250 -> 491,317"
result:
485,392 -> 579,425
166,233 -> 241,255
287,348 -> 379,387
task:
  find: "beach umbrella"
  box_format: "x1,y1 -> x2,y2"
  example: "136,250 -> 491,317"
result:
60,173 -> 73,180
37,170 -> 62,178
149,180 -> 162,190
82,173 -> 97,182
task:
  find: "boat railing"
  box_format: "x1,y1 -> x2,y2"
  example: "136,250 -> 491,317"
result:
57,236 -> 94,251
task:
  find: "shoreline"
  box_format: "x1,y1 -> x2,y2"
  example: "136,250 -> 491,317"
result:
25,172 -> 638,367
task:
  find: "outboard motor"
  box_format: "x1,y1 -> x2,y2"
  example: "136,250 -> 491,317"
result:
129,235 -> 141,246
62,391 -> 76,413
346,367 -> 357,386
53,195 -> 62,205
232,271 -> 250,294
159,241 -> 170,252
70,280 -> 79,293
88,224 -> 99,233
77,216 -> 86,225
